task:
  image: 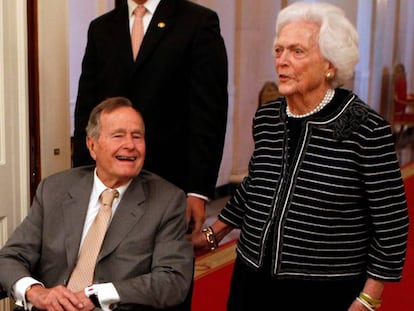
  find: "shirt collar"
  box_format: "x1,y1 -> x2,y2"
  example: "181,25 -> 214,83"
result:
127,0 -> 161,17
93,169 -> 131,202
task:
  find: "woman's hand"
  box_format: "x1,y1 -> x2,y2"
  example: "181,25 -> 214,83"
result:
191,230 -> 213,256
191,220 -> 235,256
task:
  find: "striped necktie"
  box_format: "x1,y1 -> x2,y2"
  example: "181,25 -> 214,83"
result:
131,5 -> 146,60
67,189 -> 119,291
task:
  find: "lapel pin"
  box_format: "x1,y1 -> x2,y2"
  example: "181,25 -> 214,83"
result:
158,22 -> 166,28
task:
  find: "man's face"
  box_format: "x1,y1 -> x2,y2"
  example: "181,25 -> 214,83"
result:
87,106 -> 146,188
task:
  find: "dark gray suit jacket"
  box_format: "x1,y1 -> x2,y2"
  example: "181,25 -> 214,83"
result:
0,166 -> 194,309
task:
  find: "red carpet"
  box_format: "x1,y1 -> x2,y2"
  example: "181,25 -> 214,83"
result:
192,241 -> 235,311
192,162 -> 414,311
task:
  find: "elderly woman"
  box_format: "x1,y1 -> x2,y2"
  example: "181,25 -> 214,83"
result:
192,2 -> 409,311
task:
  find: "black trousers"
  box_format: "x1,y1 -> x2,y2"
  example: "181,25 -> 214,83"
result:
227,257 -> 366,311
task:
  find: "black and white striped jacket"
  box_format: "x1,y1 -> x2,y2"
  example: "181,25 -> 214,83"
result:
219,88 -> 409,281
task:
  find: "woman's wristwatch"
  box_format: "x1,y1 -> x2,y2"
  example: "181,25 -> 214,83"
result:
201,226 -> 219,251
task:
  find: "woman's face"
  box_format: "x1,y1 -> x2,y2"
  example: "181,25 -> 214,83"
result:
274,21 -> 330,98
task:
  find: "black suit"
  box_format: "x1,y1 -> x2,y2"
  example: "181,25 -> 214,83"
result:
73,0 -> 228,200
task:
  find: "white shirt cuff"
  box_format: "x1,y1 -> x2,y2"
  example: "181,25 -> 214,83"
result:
187,192 -> 209,202
12,277 -> 43,310
85,283 -> 120,311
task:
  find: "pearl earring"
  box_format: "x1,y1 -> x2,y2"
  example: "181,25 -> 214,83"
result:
326,72 -> 332,79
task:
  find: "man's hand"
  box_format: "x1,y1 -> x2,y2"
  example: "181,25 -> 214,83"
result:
26,284 -> 93,311
191,230 -> 212,256
186,196 -> 206,234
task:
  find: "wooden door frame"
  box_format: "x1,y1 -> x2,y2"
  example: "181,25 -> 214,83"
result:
26,0 -> 122,201
27,0 -> 41,202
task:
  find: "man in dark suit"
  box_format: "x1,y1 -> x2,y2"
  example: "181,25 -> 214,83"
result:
0,97 -> 194,311
72,0 -> 228,238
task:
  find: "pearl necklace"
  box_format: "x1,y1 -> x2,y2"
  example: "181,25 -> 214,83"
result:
286,88 -> 335,118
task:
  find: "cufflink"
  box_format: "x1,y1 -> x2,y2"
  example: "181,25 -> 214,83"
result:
85,286 -> 101,308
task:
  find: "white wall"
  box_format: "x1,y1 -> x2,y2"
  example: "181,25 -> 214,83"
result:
69,0 -> 115,136
0,4 -> 30,310
196,0 -> 237,186
37,0 -> 72,178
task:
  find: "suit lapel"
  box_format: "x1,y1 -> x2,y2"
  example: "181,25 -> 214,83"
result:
99,177 -> 146,259
62,173 -> 94,269
61,171 -> 147,269
134,0 -> 176,67
108,4 -> 137,70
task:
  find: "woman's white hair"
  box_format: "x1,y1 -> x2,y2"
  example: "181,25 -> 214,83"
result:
274,2 -> 359,88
